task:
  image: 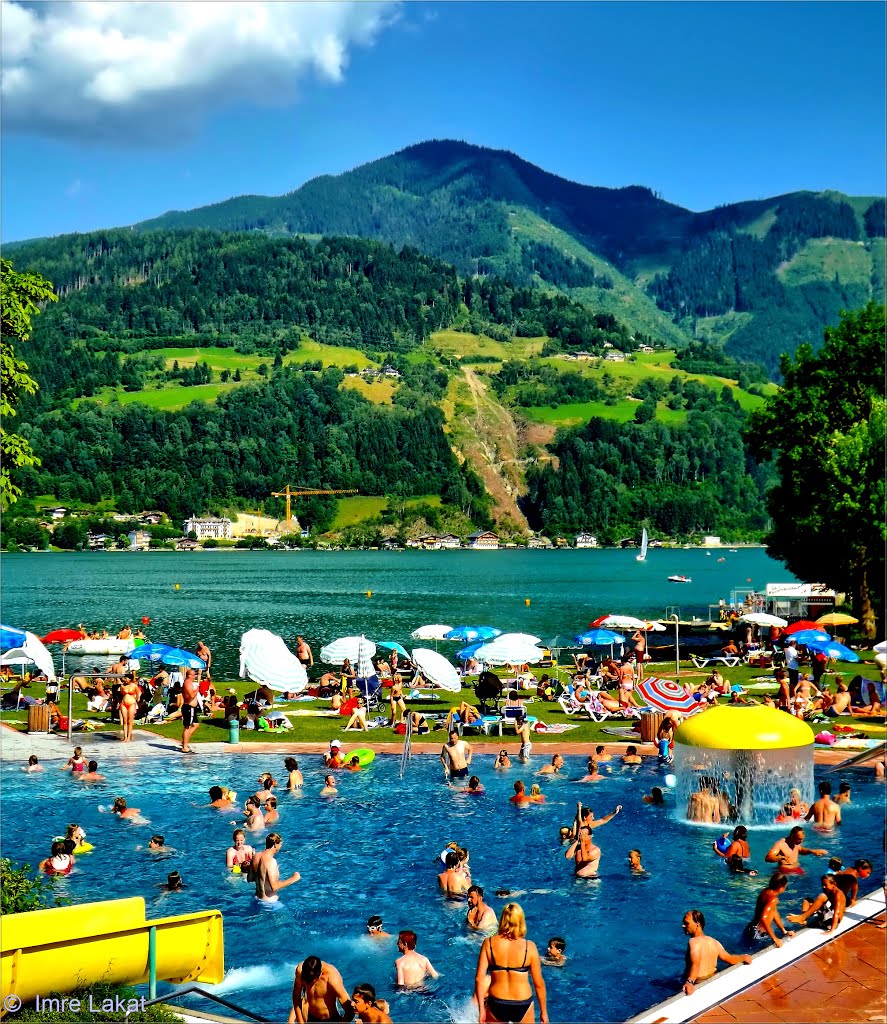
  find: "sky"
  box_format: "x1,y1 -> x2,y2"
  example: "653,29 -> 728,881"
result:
2,0 -> 885,241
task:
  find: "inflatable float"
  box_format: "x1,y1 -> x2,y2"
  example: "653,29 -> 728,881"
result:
66,638 -> 143,656
346,748 -> 375,767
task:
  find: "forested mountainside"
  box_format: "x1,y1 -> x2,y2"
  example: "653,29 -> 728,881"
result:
9,228 -> 775,541
133,140 -> 886,374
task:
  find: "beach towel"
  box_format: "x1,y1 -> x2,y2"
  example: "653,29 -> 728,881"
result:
531,722 -> 580,734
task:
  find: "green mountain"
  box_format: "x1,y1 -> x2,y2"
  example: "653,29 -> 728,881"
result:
136,140 -> 886,374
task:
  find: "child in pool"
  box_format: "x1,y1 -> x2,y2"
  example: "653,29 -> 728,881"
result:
542,937 -> 567,966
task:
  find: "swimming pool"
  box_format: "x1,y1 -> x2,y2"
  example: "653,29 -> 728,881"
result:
2,752 -> 882,1022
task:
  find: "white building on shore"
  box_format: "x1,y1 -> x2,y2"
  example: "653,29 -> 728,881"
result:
575,533 -> 598,548
183,516 -> 233,540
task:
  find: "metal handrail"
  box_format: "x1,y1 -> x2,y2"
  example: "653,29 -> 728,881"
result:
126,984 -> 268,1022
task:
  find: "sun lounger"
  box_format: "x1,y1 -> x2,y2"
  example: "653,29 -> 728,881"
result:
690,653 -> 741,669
458,715 -> 503,737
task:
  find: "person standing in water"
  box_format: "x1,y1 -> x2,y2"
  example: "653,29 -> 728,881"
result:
682,909 -> 751,994
474,903 -> 548,1024
566,801 -> 622,877
394,930 -> 439,987
466,885 -> 499,933
250,832 -> 300,903
288,956 -> 349,1023
440,730 -> 472,782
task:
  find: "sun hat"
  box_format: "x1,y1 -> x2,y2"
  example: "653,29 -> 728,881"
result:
330,738 -> 341,747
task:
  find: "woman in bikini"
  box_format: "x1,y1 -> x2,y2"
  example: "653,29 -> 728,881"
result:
119,673 -> 140,742
389,676 -> 406,726
475,902 -> 548,1024
60,746 -> 87,774
284,757 -> 303,789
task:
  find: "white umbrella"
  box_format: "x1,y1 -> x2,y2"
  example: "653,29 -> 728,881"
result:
740,613 -> 788,628
644,621 -> 667,632
239,629 -> 308,692
595,614 -> 649,630
356,635 -> 376,679
411,649 -> 461,692
473,639 -> 545,665
873,640 -> 887,655
410,624 -> 454,641
494,632 -> 542,645
2,633 -> 57,681
320,636 -> 377,665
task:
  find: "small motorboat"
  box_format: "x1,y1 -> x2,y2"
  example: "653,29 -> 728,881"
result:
667,575 -> 692,583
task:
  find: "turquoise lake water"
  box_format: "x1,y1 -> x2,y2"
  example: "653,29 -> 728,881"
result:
0,548 -> 792,678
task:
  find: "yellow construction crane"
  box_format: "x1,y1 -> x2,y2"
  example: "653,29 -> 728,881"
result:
270,485 -> 358,531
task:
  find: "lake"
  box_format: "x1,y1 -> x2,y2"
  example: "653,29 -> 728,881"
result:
1,548 -> 794,678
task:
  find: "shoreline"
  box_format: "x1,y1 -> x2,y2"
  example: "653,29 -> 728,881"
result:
6,543 -> 770,554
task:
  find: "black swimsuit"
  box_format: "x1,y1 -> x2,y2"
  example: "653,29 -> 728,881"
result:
485,939 -> 534,1022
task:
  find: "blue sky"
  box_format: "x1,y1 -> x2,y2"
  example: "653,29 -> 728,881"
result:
2,0 -> 885,241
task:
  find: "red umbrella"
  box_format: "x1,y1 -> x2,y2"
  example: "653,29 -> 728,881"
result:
782,620 -> 822,635
42,628 -> 84,644
637,677 -> 700,714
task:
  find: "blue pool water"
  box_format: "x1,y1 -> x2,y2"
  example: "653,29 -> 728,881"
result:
2,752 -> 882,1022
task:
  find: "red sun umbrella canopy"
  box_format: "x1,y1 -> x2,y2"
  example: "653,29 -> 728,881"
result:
637,677 -> 699,713
42,628 -> 85,644
782,620 -> 823,635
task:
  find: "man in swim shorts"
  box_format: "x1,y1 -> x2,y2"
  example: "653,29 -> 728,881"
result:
682,909 -> 751,993
466,885 -> 498,932
805,781 -> 842,830
289,956 -> 349,1023
251,832 -> 300,903
787,874 -> 846,933
744,874 -> 793,947
394,930 -> 439,987
181,668 -> 200,753
765,827 -> 827,873
440,729 -> 472,781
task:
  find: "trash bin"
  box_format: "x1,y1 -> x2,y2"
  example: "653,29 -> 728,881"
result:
228,718 -> 240,744
639,709 -> 665,743
27,704 -> 51,733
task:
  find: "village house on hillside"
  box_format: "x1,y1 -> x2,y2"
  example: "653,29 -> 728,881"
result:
527,535 -> 553,549
183,515 -> 233,540
467,530 -> 499,550
127,530 -> 151,551
575,532 -> 598,548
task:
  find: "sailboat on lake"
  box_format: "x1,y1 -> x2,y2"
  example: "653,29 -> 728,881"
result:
636,528 -> 648,562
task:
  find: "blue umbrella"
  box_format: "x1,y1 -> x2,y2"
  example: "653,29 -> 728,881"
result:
376,640 -> 409,659
575,629 -> 626,646
455,642 -> 483,661
0,624 -> 27,650
785,629 -> 831,646
444,625 -> 502,643
131,642 -> 206,670
805,640 -> 860,663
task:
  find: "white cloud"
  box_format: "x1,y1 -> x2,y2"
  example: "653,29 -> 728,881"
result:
1,1 -> 399,145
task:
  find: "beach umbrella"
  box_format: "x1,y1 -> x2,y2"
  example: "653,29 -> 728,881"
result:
816,612 -> 859,627
131,642 -> 206,670
785,629 -> 831,646
472,638 -> 545,666
740,613 -> 788,628
637,677 -> 698,713
0,632 -> 56,681
320,636 -> 376,665
590,614 -> 648,630
410,624 -> 454,641
783,620 -> 823,635
874,641 -> 887,655
804,639 -> 860,663
455,642 -> 483,661
356,636 -> 376,679
239,629 -> 308,692
411,648 -> 461,692
444,625 -> 502,642
644,621 -> 667,632
541,634 -> 582,651
494,632 -> 542,646
41,628 -> 84,645
0,624 -> 27,650
575,628 -> 626,646
376,640 -> 409,659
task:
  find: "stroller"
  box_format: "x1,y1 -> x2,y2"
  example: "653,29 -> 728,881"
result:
475,671 -> 503,716
355,674 -> 384,715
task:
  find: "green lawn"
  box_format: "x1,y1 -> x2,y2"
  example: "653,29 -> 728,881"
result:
431,330 -> 546,362
331,494 -> 441,529
287,339 -> 377,370
151,346 -> 266,371
74,381 -> 246,412
778,237 -> 875,290
341,377 -> 395,404
4,657 -> 883,749
523,399 -> 687,428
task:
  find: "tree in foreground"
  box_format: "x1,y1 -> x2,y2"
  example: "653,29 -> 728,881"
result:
747,302 -> 885,637
1,258 -> 56,509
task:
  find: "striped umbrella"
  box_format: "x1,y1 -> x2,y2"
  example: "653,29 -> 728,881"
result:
637,677 -> 699,713
239,629 -> 308,692
356,636 -> 376,679
320,636 -> 377,665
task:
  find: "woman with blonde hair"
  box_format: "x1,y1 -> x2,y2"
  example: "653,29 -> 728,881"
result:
475,902 -> 548,1023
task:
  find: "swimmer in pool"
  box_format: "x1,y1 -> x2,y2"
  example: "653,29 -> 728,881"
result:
80,760 -> 104,781
347,756 -> 362,772
349,983 -> 392,1023
528,784 -> 545,804
285,757 -> 304,789
243,796 -> 266,831
627,849 -> 646,874
594,744 -> 611,763
264,796 -> 279,825
643,787 -> 665,805
25,755 -> 43,772
320,775 -> 338,796
226,829 -> 255,871
111,797 -> 144,821
438,851 -> 469,897
60,746 -> 87,774
509,780 -> 532,805
394,930 -> 439,987
366,915 -> 391,938
714,826 -> 757,875
537,753 -> 564,776
682,909 -> 751,994
494,750 -> 512,770
251,832 -> 300,903
289,956 -> 349,1024
146,834 -> 173,853
566,802 -> 622,877
463,775 -> 485,794
578,758 -> 603,783
805,781 -> 842,830
466,885 -> 498,933
744,874 -> 793,947
765,827 -> 827,873
542,937 -> 567,966
209,785 -> 235,809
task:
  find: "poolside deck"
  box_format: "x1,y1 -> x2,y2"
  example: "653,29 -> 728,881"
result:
690,912 -> 887,1024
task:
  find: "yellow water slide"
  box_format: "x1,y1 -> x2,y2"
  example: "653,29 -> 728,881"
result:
1,897 -> 224,1016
